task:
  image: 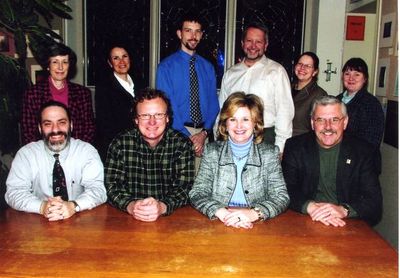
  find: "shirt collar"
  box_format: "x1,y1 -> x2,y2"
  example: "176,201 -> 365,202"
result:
178,49 -> 197,61
114,73 -> 134,94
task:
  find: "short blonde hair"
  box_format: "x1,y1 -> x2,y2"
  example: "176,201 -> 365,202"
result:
217,92 -> 264,144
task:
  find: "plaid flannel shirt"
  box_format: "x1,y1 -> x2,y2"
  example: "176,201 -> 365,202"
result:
105,128 -> 195,215
21,80 -> 95,144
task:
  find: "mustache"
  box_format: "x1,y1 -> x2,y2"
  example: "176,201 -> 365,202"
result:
47,131 -> 68,137
320,129 -> 336,134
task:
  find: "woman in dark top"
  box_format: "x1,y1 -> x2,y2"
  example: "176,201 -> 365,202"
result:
337,57 -> 384,173
95,44 -> 137,160
292,52 -> 327,136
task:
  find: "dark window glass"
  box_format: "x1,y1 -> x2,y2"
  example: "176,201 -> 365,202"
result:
160,0 -> 226,87
86,0 -> 150,88
235,0 -> 304,81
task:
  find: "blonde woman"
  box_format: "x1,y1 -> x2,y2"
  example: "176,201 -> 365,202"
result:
190,92 -> 289,229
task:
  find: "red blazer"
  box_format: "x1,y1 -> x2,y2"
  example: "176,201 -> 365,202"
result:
21,80 -> 95,144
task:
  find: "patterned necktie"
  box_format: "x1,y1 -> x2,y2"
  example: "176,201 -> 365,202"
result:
53,154 -> 68,201
189,56 -> 203,124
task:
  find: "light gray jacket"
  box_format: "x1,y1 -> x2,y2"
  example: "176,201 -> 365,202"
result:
189,140 -> 289,220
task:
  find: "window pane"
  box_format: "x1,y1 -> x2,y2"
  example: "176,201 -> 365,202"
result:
235,0 -> 304,81
160,0 -> 226,87
86,0 -> 150,88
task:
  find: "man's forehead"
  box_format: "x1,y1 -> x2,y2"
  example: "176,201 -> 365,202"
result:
41,106 -> 69,121
314,104 -> 343,116
182,21 -> 202,29
137,97 -> 167,109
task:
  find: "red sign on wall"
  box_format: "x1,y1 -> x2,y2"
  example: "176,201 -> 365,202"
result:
346,16 -> 366,41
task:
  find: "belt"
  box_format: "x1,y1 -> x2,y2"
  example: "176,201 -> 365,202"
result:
184,122 -> 204,128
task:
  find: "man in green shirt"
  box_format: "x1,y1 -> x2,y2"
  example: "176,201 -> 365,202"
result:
282,95 -> 382,226
105,88 -> 195,222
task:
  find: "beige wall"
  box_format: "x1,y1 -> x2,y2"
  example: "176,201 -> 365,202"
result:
343,13 -> 377,92
373,0 -> 398,250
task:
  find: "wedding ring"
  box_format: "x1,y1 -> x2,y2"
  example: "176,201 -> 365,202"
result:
238,217 -> 241,222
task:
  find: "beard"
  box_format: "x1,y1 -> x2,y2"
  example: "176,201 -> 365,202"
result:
184,39 -> 199,51
244,51 -> 264,61
43,130 -> 71,152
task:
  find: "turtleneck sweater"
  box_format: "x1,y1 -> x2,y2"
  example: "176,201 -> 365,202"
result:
228,135 -> 253,207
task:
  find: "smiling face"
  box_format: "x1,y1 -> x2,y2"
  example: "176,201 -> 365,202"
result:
241,27 -> 268,66
48,55 -> 69,82
108,47 -> 131,78
39,106 -> 72,152
311,103 -> 348,149
134,97 -> 169,148
294,54 -> 318,85
343,69 -> 367,94
177,21 -> 203,54
226,106 -> 255,144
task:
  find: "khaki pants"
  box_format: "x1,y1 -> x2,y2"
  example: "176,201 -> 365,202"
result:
185,126 -> 209,175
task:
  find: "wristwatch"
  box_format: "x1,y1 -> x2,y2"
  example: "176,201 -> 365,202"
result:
72,200 -> 81,212
341,203 -> 350,217
253,207 -> 264,221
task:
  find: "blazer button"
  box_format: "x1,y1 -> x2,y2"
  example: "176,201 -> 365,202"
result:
244,190 -> 249,194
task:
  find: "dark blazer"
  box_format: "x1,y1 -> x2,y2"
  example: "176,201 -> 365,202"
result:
95,73 -> 135,160
282,132 -> 382,225
337,88 -> 384,148
22,79 -> 95,145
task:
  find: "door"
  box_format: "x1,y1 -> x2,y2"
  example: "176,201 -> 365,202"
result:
315,0 -> 347,95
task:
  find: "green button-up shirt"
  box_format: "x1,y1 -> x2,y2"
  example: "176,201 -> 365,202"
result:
105,128 -> 195,215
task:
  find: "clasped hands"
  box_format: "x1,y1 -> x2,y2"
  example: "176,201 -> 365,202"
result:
127,197 -> 167,222
40,196 -> 76,221
307,202 -> 348,227
215,207 -> 259,229
190,131 -> 207,157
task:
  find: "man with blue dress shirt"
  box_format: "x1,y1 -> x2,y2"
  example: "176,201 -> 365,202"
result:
156,12 -> 219,170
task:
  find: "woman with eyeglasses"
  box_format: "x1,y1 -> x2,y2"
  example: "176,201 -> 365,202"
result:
337,57 -> 384,173
189,92 -> 289,229
292,52 -> 327,136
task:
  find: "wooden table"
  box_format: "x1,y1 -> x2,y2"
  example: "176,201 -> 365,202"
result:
0,205 -> 397,277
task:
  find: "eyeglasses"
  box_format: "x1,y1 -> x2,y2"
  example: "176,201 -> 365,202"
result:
137,113 -> 167,121
296,63 -> 314,70
313,117 -> 344,126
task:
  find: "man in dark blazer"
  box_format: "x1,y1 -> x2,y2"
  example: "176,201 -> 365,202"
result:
282,95 -> 382,226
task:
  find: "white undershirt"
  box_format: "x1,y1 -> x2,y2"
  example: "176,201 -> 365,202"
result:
114,72 -> 135,97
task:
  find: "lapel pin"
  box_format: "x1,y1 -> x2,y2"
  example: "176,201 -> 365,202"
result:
346,159 -> 351,164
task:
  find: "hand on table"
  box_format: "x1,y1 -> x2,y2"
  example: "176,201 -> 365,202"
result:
215,207 -> 258,229
127,197 -> 166,222
40,196 -> 76,221
307,202 -> 347,227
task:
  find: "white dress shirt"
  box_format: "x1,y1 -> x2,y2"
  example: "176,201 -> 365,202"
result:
5,138 -> 107,213
219,55 -> 294,152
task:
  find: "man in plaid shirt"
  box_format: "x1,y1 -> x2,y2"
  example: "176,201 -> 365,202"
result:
105,88 -> 195,221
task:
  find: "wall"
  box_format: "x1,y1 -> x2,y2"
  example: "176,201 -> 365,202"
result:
343,13 -> 377,92
372,0 -> 398,250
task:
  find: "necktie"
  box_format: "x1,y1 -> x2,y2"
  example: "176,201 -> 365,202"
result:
53,154 -> 68,201
189,56 -> 203,124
